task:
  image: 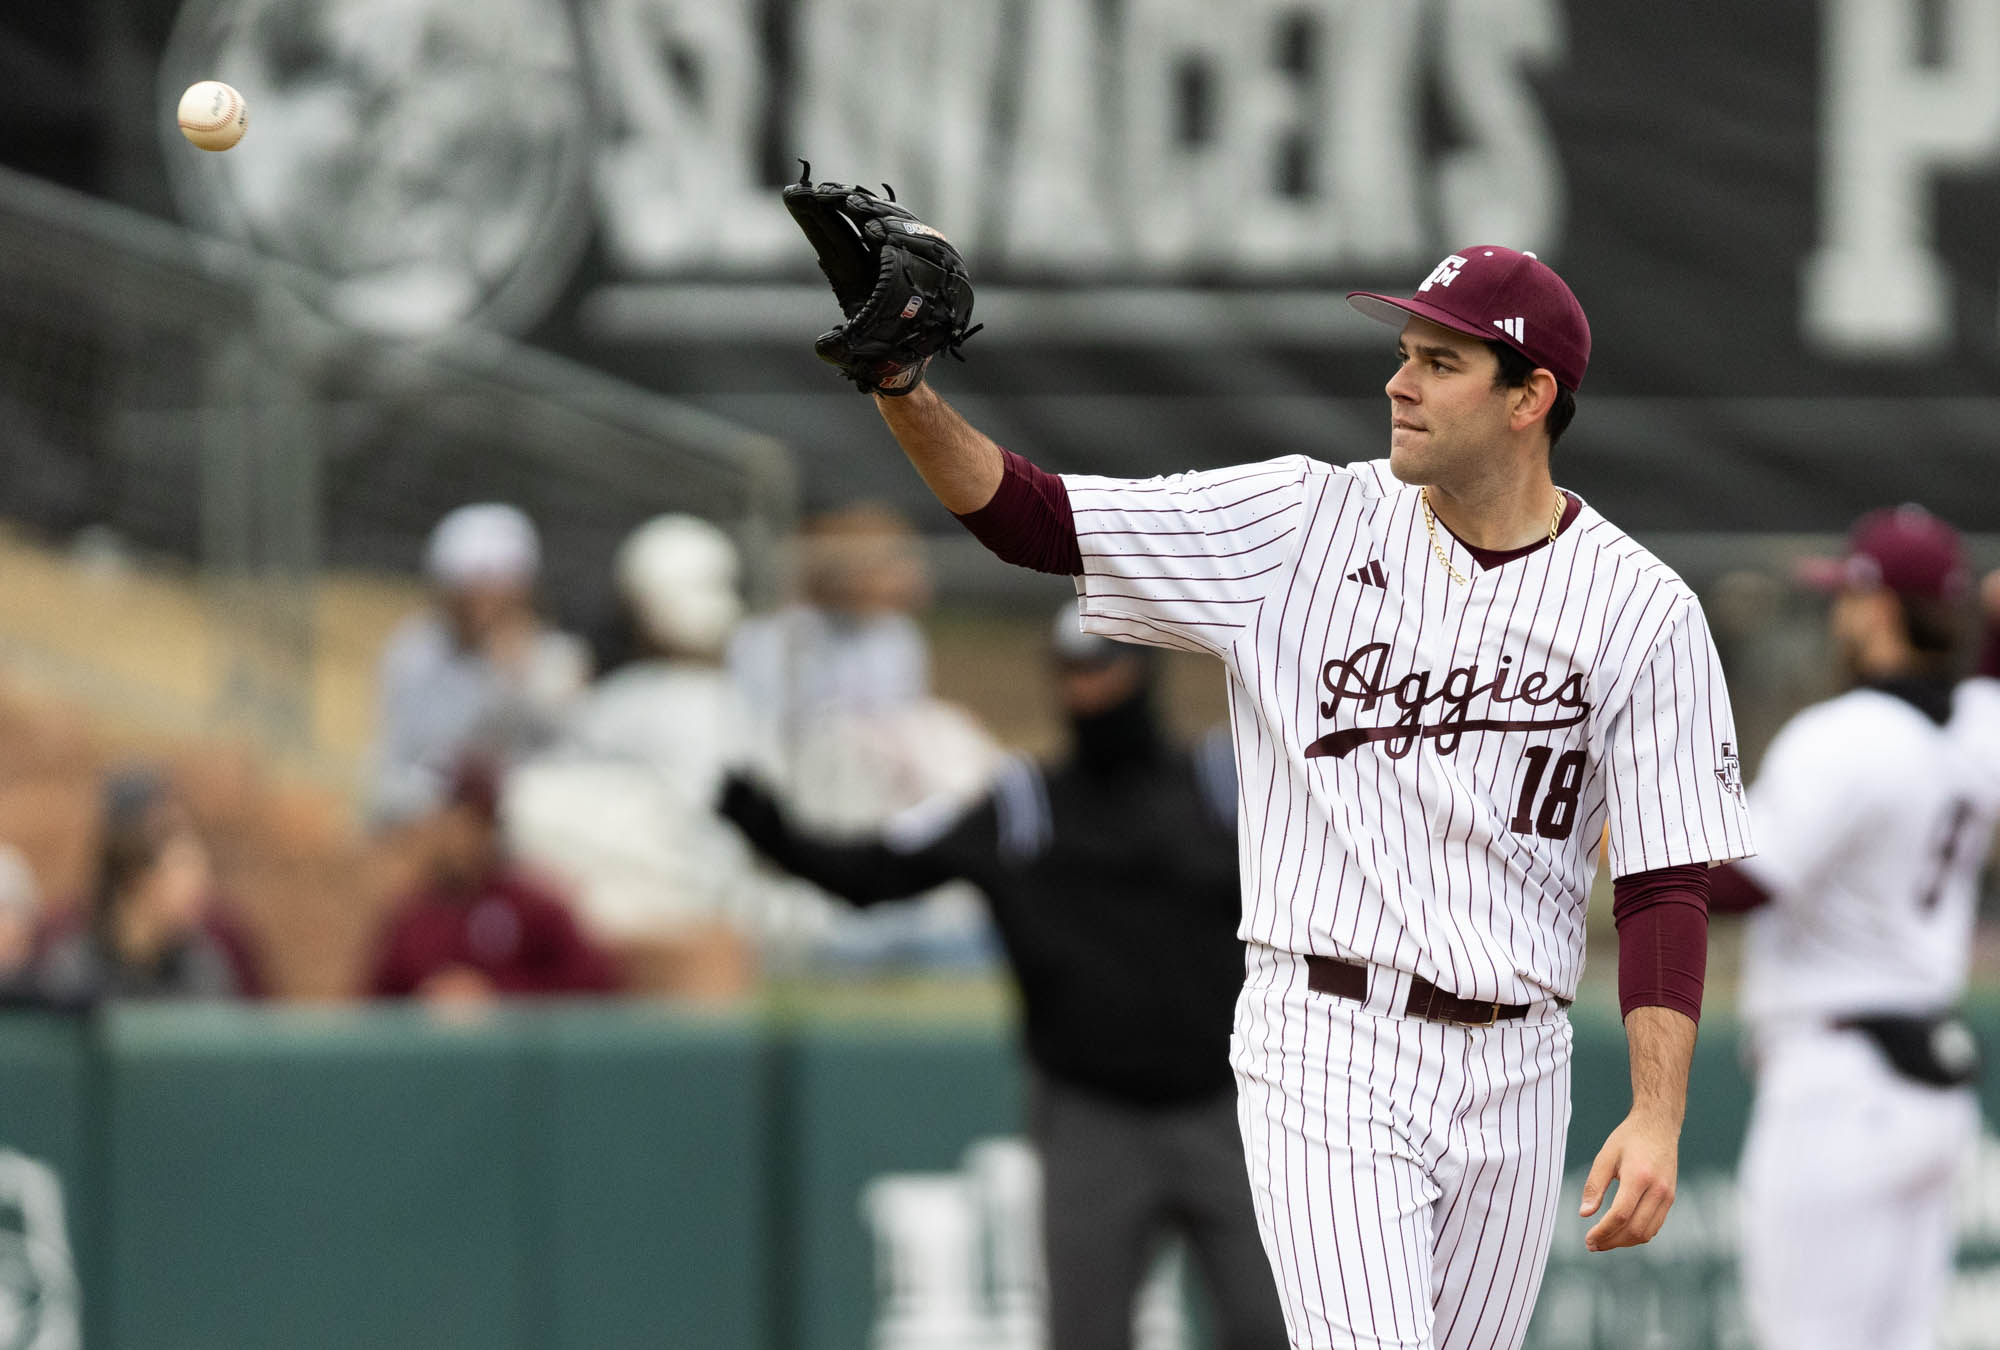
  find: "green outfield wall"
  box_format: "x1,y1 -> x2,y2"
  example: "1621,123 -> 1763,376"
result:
0,1000 -> 1993,1350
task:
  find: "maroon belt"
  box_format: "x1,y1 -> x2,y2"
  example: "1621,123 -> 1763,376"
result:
1305,955 -> 1531,1027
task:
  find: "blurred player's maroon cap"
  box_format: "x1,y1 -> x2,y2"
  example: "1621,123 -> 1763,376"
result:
1797,504 -> 1969,600
1348,246 -> 1591,392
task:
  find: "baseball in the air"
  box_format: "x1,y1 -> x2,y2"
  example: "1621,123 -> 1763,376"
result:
177,81 -> 247,152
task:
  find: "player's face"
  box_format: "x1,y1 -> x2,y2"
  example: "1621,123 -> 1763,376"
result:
428,803 -> 501,890
444,581 -> 534,647
1383,317 -> 1511,486
1830,586 -> 1907,681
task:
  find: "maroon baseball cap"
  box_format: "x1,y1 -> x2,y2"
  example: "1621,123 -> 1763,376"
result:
1348,246 -> 1591,391
1797,504 -> 1969,600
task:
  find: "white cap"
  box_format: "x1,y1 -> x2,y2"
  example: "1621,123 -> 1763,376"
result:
1049,599 -> 1128,668
425,503 -> 541,588
616,515 -> 743,659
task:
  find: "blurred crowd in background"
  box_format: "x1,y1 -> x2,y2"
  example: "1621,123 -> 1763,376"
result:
0,0 -> 1990,1018
0,497 -> 1022,1009
0,486 -> 1985,1013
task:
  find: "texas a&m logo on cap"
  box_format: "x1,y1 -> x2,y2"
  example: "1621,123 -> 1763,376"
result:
1418,255 -> 1468,291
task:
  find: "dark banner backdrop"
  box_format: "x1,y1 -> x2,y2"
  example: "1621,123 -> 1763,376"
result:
12,0 -> 2000,541
548,0 -> 2000,531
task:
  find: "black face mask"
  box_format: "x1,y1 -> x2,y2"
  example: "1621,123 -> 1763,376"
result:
1070,682 -> 1164,775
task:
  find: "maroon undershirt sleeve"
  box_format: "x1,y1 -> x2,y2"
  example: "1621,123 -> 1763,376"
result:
1981,614 -> 2000,678
1705,861 -> 1773,914
1610,863 -> 1711,1023
952,448 -> 1084,576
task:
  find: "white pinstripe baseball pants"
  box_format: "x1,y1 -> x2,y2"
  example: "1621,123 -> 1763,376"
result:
1231,944 -> 1574,1350
1737,1024 -> 1978,1350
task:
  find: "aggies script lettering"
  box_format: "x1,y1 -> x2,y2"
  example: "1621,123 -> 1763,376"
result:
1306,641 -> 1592,760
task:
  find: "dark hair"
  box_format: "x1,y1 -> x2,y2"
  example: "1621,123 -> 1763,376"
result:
1894,593 -> 1966,664
1487,341 -> 1576,449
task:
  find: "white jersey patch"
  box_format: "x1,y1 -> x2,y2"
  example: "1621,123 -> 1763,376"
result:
1065,456 -> 1753,1005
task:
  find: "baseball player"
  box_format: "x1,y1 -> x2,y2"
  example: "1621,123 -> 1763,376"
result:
785,183 -> 1753,1349
1710,507 -> 1995,1350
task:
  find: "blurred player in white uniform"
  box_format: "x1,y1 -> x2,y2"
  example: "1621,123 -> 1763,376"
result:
1711,506 -> 1994,1350
504,515 -> 779,993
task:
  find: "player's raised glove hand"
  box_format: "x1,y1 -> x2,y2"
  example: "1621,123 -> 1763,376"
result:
783,163 -> 979,397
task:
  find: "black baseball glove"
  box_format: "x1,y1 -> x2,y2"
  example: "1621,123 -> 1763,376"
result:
782,162 -> 980,396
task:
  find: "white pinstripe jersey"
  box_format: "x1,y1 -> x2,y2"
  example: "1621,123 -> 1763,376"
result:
1736,677 -> 2000,1025
1066,455 -> 1756,1005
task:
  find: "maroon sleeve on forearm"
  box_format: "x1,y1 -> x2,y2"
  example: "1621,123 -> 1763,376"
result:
1706,861 -> 1773,914
952,448 -> 1084,576
1611,863 -> 1711,1023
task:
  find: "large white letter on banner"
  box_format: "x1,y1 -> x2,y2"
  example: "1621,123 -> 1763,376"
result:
1435,0 -> 1566,255
1114,0 -> 1260,270
791,0 -> 1007,250
587,0 -> 792,271
1001,0 -> 1115,270
1236,0 -> 1420,272
1116,0 -> 1427,273
1317,0 -> 1427,269
1802,0 -> 2000,356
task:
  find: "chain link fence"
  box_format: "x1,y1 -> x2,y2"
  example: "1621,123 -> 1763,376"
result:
0,164 -> 795,779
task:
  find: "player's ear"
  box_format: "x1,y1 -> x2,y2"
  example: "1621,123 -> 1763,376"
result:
1508,369 -> 1560,434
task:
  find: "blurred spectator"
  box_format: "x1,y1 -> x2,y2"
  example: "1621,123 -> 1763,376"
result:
35,771 -> 244,1002
367,758 -> 619,1006
369,503 -> 590,827
729,503 -> 1003,969
730,505 -> 999,829
719,603 -> 1286,1349
506,515 -> 771,995
729,503 -> 933,732
0,844 -> 40,1005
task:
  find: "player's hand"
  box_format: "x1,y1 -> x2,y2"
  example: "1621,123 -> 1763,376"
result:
1577,1108 -> 1679,1252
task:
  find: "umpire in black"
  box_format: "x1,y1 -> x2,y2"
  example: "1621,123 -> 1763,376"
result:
720,601 -> 1285,1350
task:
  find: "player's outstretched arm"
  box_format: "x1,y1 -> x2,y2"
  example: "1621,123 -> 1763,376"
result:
1578,1004 -> 1694,1252
873,385 -> 1005,514
716,773 -> 970,905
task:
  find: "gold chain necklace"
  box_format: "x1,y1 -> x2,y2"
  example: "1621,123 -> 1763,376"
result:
1419,487 -> 1565,587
